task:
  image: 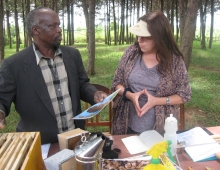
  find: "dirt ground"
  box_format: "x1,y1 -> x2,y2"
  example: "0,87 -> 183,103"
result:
184,108 -> 211,129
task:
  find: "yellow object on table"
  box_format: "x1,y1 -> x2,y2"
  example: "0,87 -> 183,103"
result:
143,140 -> 175,170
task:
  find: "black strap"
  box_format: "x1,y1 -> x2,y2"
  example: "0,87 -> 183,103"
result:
122,88 -> 132,101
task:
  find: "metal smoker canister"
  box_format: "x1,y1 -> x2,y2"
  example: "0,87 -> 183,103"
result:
74,134 -> 105,170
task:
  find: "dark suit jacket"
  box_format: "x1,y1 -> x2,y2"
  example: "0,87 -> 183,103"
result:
0,45 -> 97,144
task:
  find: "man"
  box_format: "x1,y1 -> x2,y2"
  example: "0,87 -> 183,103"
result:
0,7 -> 107,144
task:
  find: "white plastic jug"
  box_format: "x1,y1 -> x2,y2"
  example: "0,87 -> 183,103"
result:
164,113 -> 178,156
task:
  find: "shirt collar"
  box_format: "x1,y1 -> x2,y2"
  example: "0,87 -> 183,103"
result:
32,43 -> 62,65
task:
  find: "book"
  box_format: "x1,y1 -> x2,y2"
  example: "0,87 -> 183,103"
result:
73,88 -> 120,119
177,127 -> 220,162
121,130 -> 165,155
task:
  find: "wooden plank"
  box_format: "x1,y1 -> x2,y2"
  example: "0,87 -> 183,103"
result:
0,133 -> 14,157
0,134 -> 19,170
5,133 -> 26,170
11,133 -> 34,170
0,133 -> 7,147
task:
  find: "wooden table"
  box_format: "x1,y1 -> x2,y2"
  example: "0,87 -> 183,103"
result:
175,126 -> 220,170
48,126 -> 220,170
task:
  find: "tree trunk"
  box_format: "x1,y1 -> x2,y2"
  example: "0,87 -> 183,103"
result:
200,0 -> 208,50
22,1 -> 27,47
119,0 -> 125,45
14,0 -> 20,52
175,0 -> 179,42
67,0 -> 71,45
129,0 -> 134,43
117,2 -> 120,43
209,0 -> 214,49
87,0 -> 95,75
150,0 -> 153,11
146,0 -> 149,13
160,0 -> 164,11
112,0 -> 117,45
71,3 -> 74,45
82,0 -> 89,43
104,1 -> 107,44
106,0 -> 111,45
26,0 -> 32,46
179,0 -> 200,70
42,0 -> 47,6
51,0 -> 54,10
0,0 -> 4,62
126,0 -> 129,44
54,0 -> 58,12
62,0 -> 66,45
136,0 -> 140,19
165,0 -> 170,21
5,0 -> 12,49
170,0 -> 174,33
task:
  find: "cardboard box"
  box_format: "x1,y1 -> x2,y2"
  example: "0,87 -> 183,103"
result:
0,132 -> 43,170
44,148 -> 76,170
58,128 -> 88,150
44,128 -> 89,170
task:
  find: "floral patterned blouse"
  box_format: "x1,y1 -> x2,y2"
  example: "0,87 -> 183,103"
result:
111,44 -> 192,135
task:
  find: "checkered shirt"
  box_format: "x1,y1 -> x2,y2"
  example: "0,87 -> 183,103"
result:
33,44 -> 75,133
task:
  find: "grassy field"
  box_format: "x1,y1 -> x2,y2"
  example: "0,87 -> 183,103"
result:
1,40 -> 220,133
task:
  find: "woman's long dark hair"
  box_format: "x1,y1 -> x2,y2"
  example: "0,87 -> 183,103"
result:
136,10 -> 183,75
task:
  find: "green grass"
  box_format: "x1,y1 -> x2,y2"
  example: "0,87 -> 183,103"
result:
184,41 -> 220,128
1,41 -> 220,133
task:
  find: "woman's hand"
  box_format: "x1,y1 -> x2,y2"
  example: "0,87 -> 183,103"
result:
139,89 -> 156,117
94,91 -> 108,103
128,90 -> 145,117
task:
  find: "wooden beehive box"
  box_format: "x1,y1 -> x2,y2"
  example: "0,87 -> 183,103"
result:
0,132 -> 44,170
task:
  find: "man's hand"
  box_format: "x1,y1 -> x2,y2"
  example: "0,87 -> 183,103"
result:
94,91 -> 108,103
0,111 -> 6,129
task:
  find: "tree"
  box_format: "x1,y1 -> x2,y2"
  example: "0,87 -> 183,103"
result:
209,0 -> 214,48
81,0 -> 89,43
112,0 -> 118,45
0,0 -> 4,62
179,0 -> 201,70
87,0 -> 95,75
119,0 -> 125,45
175,0 -> 179,42
14,0 -> 20,52
62,0 -> 66,45
125,0 -> 129,44
5,0 -> 12,48
145,0 -> 150,13
200,0 -> 208,49
105,0 -> 111,45
136,0 -> 140,19
71,3 -> 75,45
66,0 -> 71,45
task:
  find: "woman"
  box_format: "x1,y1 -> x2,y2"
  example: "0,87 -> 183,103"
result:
111,11 -> 191,135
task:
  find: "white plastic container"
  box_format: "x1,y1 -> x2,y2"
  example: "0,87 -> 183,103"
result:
164,114 -> 178,156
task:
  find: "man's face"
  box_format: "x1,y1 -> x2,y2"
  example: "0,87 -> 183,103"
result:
34,10 -> 62,48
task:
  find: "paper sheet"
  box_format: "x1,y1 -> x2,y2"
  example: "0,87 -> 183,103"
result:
73,88 -> 120,119
122,136 -> 148,154
121,130 -> 165,155
41,143 -> 51,160
177,127 -> 220,162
